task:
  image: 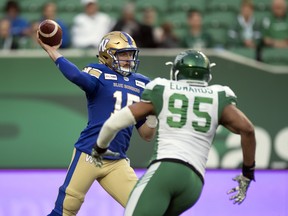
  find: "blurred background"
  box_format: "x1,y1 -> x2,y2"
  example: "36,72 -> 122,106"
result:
0,0 -> 287,215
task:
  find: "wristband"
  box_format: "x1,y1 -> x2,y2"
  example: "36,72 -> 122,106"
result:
93,145 -> 108,154
145,115 -> 158,128
242,161 -> 255,181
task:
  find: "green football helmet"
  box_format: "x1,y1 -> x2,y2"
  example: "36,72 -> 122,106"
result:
170,50 -> 213,86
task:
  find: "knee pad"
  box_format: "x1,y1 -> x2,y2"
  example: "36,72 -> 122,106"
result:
62,188 -> 84,215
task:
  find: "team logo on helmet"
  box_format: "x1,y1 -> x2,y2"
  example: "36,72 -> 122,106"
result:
98,31 -> 140,76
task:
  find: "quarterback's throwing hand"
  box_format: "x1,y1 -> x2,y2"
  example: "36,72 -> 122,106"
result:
227,174 -> 251,204
91,146 -> 119,167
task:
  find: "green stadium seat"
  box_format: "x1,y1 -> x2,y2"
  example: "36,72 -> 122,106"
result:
0,0 -> 7,11
253,0 -> 271,11
98,0 -> 127,12
207,0 -> 242,13
21,11 -> 41,23
57,0 -> 82,12
173,27 -> 187,40
106,10 -> 121,21
162,12 -> 186,29
169,0 -> 206,12
203,11 -> 236,29
135,0 -> 168,13
58,11 -> 76,27
206,27 -> 229,48
19,0 -> 47,12
262,48 -> 288,66
254,10 -> 271,26
135,10 -> 163,26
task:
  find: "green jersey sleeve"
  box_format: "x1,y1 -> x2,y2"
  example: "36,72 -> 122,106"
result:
141,78 -> 167,115
216,85 -> 237,118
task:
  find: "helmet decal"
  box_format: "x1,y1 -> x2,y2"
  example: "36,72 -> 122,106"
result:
98,31 -> 140,76
98,38 -> 109,53
121,32 -> 133,46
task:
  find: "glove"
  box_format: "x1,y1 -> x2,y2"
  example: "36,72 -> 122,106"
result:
91,145 -> 120,168
227,174 -> 251,204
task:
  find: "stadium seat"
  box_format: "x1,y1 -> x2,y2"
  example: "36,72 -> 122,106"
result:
254,10 -> 271,26
19,0 -> 47,12
58,12 -> 77,27
207,0 -> 242,13
98,0 -> 126,12
253,0 -> 272,11
206,28 -> 229,48
169,0 -> 207,13
135,0 -> 168,13
262,48 -> 288,66
57,0 -> 82,12
162,12 -> 186,29
106,10 -> 121,21
21,11 -> 40,23
203,11 -> 236,29
0,0 -> 6,10
135,10 -> 163,26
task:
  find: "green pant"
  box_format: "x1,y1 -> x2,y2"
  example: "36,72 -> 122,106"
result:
125,161 -> 203,216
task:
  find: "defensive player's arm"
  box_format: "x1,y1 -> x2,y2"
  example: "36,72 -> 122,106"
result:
96,102 -> 155,150
136,114 -> 157,142
37,35 -> 97,93
220,104 -> 256,179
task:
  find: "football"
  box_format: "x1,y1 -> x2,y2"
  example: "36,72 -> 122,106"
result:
38,19 -> 62,47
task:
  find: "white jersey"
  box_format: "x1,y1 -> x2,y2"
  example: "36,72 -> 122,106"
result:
141,78 -> 237,178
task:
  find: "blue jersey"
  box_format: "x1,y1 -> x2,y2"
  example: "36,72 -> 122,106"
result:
55,57 -> 150,159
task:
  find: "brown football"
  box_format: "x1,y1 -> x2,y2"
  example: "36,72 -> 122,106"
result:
38,19 -> 62,47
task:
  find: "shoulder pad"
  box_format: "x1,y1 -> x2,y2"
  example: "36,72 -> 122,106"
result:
222,86 -> 236,98
145,77 -> 167,90
133,73 -> 151,83
211,84 -> 237,98
82,67 -> 102,78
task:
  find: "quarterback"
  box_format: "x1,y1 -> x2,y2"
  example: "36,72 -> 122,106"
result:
92,50 -> 256,215
37,31 -> 157,216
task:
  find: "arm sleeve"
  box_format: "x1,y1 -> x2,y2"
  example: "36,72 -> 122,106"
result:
55,57 -> 98,93
97,107 -> 136,149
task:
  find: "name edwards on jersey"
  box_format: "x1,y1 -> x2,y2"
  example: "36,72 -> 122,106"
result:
170,82 -> 213,94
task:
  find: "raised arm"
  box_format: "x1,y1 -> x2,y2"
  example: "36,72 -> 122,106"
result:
37,35 -> 97,93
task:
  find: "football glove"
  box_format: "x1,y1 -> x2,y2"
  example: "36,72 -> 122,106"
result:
91,145 -> 119,168
227,174 -> 251,204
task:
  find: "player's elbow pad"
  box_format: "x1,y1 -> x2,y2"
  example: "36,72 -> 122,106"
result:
108,106 -> 136,131
97,107 -> 136,148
